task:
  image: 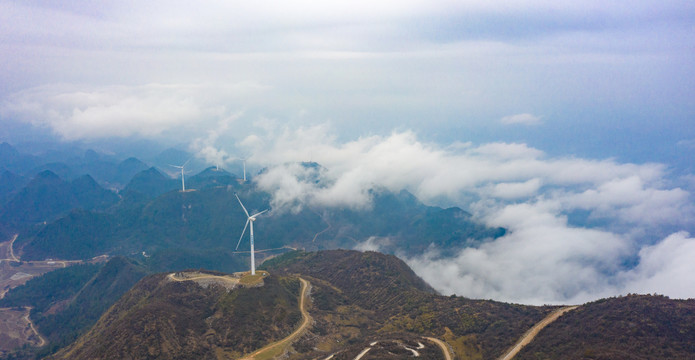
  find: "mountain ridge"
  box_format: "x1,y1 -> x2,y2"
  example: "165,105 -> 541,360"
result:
2,249 -> 694,359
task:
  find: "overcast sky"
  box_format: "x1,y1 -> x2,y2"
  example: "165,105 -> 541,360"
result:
1,0 -> 694,303
2,1 -> 694,162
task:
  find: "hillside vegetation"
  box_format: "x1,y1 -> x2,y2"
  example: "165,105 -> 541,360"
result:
263,250 -> 553,359
9,250 -> 550,359
51,273 -> 302,360
516,294 -> 695,360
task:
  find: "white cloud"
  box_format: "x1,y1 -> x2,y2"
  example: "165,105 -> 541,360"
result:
354,236 -> 392,252
488,179 -> 543,199
190,113 -> 243,167
406,207 -> 695,304
1,83 -> 267,141
405,207 -> 631,304
560,176 -> 692,226
620,232 -> 695,299
500,113 -> 542,126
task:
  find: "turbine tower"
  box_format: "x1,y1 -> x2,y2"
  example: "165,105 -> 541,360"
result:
235,194 -> 268,275
170,159 -> 191,192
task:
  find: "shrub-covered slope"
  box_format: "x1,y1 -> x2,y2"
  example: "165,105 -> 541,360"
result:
52,273 -> 302,360
516,294 -> 695,360
263,250 -> 551,359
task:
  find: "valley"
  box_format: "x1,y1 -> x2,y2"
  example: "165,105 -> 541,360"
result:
0,235 -> 110,355
0,307 -> 43,353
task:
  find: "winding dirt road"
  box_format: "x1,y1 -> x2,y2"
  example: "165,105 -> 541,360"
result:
23,307 -> 45,347
312,212 -> 331,243
424,337 -> 453,360
0,234 -> 20,262
166,272 -> 240,285
241,277 -> 312,360
8,234 -> 19,262
497,306 -> 578,360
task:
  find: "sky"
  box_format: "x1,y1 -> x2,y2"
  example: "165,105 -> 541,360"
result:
1,0 -> 695,304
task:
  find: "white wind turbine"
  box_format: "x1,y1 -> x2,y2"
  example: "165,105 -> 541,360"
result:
235,194 -> 268,275
170,159 -> 191,192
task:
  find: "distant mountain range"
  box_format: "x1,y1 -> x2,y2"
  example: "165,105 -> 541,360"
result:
9,171 -> 502,263
0,143 -> 504,266
0,171 -> 119,227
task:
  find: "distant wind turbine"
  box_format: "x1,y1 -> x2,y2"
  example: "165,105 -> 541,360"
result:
240,157 -> 247,182
170,159 -> 191,192
235,194 -> 268,275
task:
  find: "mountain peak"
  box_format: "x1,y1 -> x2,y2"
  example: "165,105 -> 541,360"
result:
71,174 -> 99,188
0,142 -> 19,157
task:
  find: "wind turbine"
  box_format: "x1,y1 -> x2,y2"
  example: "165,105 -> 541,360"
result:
235,194 -> 268,275
170,159 -> 191,192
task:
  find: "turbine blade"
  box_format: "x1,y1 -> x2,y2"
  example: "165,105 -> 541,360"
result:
251,209 -> 268,218
236,219 -> 249,250
169,164 -> 183,168
235,193 -> 250,218
183,158 -> 192,167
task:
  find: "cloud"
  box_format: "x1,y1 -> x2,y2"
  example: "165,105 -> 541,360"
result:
677,139 -> 695,149
405,205 -> 631,304
405,199 -> 695,304
243,124 -> 694,303
189,113 -> 243,167
488,178 -> 543,199
248,126 -> 688,223
1,83 -> 267,141
500,113 -> 542,126
406,227 -> 695,305
560,176 -> 691,226
354,236 -> 393,252
620,232 -> 695,299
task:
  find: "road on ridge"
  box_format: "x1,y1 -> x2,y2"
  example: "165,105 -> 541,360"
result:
167,272 -> 240,286
497,306 -> 578,360
241,277 -> 312,360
